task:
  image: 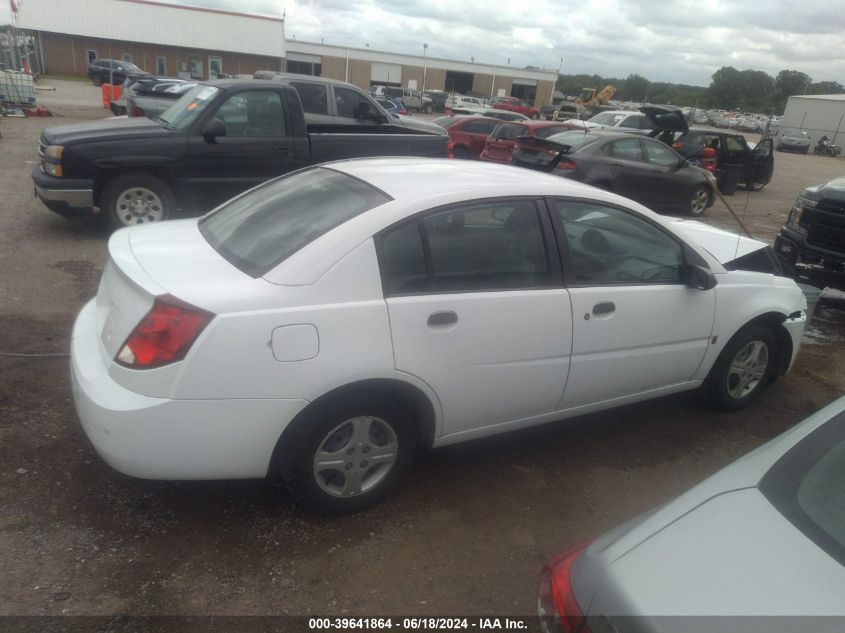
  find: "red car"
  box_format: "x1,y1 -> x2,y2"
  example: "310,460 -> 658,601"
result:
492,96 -> 541,120
441,115 -> 501,159
480,121 -> 578,164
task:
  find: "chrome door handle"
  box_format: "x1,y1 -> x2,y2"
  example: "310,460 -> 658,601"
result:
427,311 -> 458,327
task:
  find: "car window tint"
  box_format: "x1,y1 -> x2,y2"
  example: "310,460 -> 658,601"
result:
421,200 -> 550,292
380,221 -> 429,295
636,116 -> 655,130
609,138 -> 643,161
797,435 -> 845,548
461,119 -> 498,134
643,140 -> 680,167
725,136 -> 746,153
492,123 -> 527,139
216,90 -> 287,137
290,81 -> 329,115
334,86 -> 372,118
199,167 -> 391,278
553,200 -> 684,285
618,115 -> 641,129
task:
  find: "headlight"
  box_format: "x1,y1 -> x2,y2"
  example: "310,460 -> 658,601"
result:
44,162 -> 63,177
41,145 -> 64,177
786,196 -> 816,235
44,145 -> 64,159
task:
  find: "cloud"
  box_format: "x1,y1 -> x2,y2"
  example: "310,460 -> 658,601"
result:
5,0 -> 844,85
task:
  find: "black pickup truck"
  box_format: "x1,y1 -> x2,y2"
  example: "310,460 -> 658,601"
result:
774,177 -> 845,290
33,76 -> 449,229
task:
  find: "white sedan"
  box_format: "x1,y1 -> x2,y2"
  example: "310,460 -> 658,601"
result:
71,158 -> 808,514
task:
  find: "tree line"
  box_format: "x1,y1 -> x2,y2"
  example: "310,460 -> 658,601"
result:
555,68 -> 844,114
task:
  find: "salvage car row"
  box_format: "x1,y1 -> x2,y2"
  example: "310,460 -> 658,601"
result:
29,71 -> 844,629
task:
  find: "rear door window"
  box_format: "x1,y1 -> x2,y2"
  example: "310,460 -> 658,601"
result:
609,138 -> 644,162
378,200 -> 553,294
290,81 -> 329,115
461,119 -> 498,135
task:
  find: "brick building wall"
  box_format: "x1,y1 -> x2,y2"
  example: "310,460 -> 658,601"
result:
38,32 -> 282,80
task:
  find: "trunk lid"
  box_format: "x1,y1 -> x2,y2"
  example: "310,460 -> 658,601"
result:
640,104 -> 689,134
96,220 -> 256,360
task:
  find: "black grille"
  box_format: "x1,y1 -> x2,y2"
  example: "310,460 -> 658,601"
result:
807,213 -> 845,251
817,199 -> 845,214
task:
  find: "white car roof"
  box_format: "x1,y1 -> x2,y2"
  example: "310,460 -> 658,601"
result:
265,158 -> 723,286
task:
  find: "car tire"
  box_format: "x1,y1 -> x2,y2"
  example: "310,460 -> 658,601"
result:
279,397 -> 417,515
705,323 -> 777,410
803,148 -> 809,155
689,186 -> 710,216
92,75 -> 103,87
101,172 -> 175,232
424,104 -> 433,114
453,146 -> 470,159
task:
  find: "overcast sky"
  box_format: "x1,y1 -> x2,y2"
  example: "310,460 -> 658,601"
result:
4,0 -> 845,86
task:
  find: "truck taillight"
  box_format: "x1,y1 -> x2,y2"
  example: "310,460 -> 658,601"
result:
130,105 -> 145,117
538,542 -> 592,633
116,296 -> 213,369
447,141 -> 454,159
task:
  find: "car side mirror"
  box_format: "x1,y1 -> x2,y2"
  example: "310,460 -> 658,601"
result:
683,264 -> 717,290
202,118 -> 226,143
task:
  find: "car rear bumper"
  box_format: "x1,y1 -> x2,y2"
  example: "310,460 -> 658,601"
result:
70,299 -> 309,480
32,167 -> 95,217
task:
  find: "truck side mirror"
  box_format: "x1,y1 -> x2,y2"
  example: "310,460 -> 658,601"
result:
202,118 -> 226,143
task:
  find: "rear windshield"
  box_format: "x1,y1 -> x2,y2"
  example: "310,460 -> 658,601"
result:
199,167 -> 392,277
761,409 -> 845,567
542,131 -> 600,151
491,123 -> 528,139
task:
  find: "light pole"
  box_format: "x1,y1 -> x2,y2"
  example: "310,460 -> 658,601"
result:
422,42 -> 428,93
550,56 -> 562,105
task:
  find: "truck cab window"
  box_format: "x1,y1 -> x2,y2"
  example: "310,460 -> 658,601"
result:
215,91 -> 288,137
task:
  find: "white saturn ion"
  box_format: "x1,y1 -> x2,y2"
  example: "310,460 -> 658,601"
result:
71,158 -> 808,514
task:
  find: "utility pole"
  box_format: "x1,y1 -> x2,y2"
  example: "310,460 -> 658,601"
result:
422,42 -> 428,93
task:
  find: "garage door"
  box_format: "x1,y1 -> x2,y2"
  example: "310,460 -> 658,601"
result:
371,63 -> 403,85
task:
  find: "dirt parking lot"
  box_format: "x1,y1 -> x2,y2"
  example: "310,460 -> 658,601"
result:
1,80 -> 845,618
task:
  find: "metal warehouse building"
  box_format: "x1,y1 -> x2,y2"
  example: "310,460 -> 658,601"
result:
15,0 -> 557,105
780,94 -> 845,145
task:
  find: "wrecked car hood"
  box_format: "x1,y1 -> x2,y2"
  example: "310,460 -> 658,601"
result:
667,218 -> 767,263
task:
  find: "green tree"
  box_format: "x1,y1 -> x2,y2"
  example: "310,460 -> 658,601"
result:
807,81 -> 845,95
708,66 -> 744,109
774,69 -> 812,110
620,73 -> 650,102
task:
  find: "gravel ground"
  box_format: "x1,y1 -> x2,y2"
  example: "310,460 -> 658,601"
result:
1,80 -> 844,619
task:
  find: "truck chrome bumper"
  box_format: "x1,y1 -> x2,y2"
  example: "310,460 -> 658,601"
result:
35,185 -> 94,208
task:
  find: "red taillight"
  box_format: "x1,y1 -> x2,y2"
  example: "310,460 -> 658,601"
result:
115,296 -> 213,369
554,159 -> 577,171
538,542 -> 592,633
447,140 -> 454,159
130,105 -> 145,117
672,141 -> 684,150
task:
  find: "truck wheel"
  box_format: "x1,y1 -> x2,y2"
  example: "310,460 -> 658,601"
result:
278,397 -> 417,515
101,173 -> 175,232
92,75 -> 103,87
705,324 -> 777,410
